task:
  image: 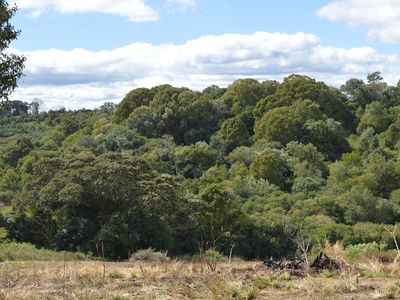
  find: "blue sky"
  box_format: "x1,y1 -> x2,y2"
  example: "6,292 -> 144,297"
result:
9,0 -> 400,109
13,0 -> 397,52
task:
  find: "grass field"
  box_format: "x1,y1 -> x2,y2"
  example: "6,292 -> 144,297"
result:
1,257 -> 400,300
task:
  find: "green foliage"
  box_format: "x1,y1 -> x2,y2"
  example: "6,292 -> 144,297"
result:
113,88 -> 156,123
254,100 -> 321,144
212,116 -> 250,154
197,183 -> 247,252
173,142 -> 217,178
13,152 -> 182,259
124,86 -> 220,145
0,241 -> 90,261
0,137 -> 34,168
109,270 -> 124,279
3,75 -> 400,261
202,85 -> 226,100
100,126 -> 145,152
203,249 -> 227,262
219,78 -> 272,114
357,101 -> 392,134
345,242 -> 382,261
253,74 -> 352,128
249,150 -> 292,190
0,1 -> 26,101
0,226 -> 7,240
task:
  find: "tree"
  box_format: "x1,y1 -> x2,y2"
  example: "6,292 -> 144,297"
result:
249,150 -> 292,191
253,74 -> 352,128
203,85 -> 226,100
0,100 -> 29,115
367,71 -> 384,84
219,78 -> 271,114
212,116 -> 250,154
99,125 -> 145,152
14,152 -> 181,258
356,101 -> 392,134
113,88 -> 156,123
0,138 -> 34,168
254,100 -> 322,145
173,142 -> 217,178
0,1 -> 25,101
28,101 -> 40,114
125,86 -> 220,144
197,183 -> 245,252
340,78 -> 365,98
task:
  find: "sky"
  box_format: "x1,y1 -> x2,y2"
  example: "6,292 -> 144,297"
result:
8,0 -> 400,109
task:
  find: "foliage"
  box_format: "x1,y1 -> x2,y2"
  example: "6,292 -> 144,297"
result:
0,0 -> 25,101
0,241 -> 90,261
345,242 -> 383,261
3,74 -> 400,260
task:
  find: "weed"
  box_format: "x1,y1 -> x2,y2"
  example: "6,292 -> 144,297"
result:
108,270 -> 124,279
321,270 -> 333,278
284,282 -> 296,291
360,269 -> 388,278
252,276 -> 280,289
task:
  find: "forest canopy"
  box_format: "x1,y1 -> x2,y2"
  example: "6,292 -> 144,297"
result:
1,73 -> 400,259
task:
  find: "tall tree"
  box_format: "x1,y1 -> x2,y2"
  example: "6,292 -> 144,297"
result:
0,0 -> 25,101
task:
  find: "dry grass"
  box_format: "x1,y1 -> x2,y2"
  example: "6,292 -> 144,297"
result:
1,256 -> 400,299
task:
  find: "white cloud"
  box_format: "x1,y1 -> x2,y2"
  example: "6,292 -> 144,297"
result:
15,0 -> 159,22
317,0 -> 400,43
165,0 -> 197,12
12,32 -> 400,109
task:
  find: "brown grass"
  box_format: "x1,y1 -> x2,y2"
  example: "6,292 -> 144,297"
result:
1,256 -> 400,299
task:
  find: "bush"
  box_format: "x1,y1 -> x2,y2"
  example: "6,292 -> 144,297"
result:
192,249 -> 228,272
203,249 -> 228,262
109,270 -> 124,279
0,242 -> 90,262
129,248 -> 169,263
345,242 -> 385,261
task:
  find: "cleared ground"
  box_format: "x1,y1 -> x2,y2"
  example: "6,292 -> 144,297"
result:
0,259 -> 399,299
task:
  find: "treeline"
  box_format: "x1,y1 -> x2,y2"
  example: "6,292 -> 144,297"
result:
1,73 -> 400,259
0,100 -> 41,116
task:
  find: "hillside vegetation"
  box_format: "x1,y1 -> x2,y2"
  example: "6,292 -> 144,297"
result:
1,73 -> 400,260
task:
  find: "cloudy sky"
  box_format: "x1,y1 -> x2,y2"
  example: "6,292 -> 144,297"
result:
9,0 -> 400,109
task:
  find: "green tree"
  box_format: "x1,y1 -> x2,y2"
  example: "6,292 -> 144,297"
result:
249,150 -> 292,191
14,153 -> 181,257
113,88 -> 156,123
173,142 -> 217,178
99,126 -> 145,152
219,78 -> 271,114
0,0 -> 25,101
126,86 -> 220,144
356,101 -> 392,134
212,116 -> 250,154
367,71 -> 384,84
197,183 -> 245,251
286,142 -> 328,178
202,85 -> 226,100
340,78 -> 365,99
254,100 -> 322,145
253,74 -> 352,128
0,138 -> 34,168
